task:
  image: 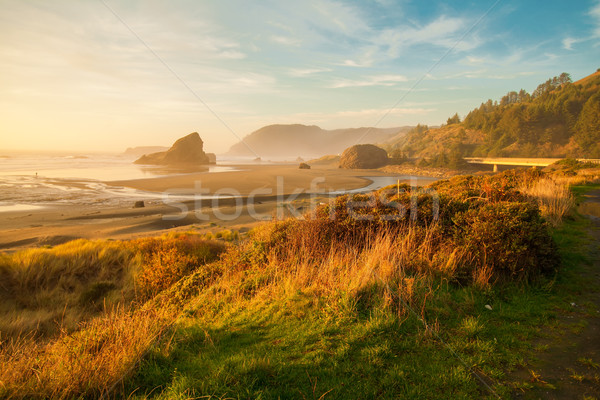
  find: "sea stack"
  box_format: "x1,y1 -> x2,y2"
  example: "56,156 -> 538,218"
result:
134,132 -> 213,166
339,144 -> 389,169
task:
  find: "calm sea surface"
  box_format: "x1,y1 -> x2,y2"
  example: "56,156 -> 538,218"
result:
0,153 -> 241,210
0,153 -> 437,211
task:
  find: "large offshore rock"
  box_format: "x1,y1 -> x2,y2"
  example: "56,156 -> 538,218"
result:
134,132 -> 210,165
339,144 -> 389,169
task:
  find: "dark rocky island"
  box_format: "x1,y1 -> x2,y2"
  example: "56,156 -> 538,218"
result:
339,144 -> 389,169
134,132 -> 215,166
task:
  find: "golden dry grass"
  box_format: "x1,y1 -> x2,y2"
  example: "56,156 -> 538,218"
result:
187,222 -> 473,329
0,240 -> 140,338
0,234 -> 225,399
0,305 -> 175,399
0,235 -> 225,339
519,178 -> 575,226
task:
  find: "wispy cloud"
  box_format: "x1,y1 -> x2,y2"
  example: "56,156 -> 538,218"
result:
312,0 -> 372,37
288,67 -> 332,77
381,15 -> 476,56
333,107 -> 434,117
338,58 -> 374,68
329,74 -> 408,88
270,35 -> 301,46
590,0 -> 600,36
464,56 -> 486,64
562,37 -> 579,50
559,1 -> 600,51
346,14 -> 479,66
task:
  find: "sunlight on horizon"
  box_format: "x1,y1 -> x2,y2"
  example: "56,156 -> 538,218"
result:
1,0 -> 599,154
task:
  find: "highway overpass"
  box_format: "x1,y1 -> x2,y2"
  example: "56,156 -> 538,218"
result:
464,157 -> 600,172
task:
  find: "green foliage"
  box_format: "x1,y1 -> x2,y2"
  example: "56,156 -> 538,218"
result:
548,158 -> 600,172
446,112 -> 461,125
410,123 -> 429,135
387,147 -> 409,164
418,148 -> 468,169
463,72 -> 599,157
244,170 -> 560,284
453,202 -> 558,281
0,235 -> 226,338
574,92 -> 600,157
384,71 -> 599,159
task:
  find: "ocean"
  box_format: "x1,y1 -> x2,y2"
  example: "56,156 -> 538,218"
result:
0,153 -> 240,211
0,153 -> 437,212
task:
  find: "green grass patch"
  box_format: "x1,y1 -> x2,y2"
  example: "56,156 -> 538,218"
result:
124,273 -> 589,399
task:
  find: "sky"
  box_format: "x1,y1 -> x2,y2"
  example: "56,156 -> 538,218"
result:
1,0 -> 599,154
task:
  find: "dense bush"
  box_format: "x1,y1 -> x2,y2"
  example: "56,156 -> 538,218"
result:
242,170 -> 560,284
452,202 -> 558,281
133,236 -> 225,299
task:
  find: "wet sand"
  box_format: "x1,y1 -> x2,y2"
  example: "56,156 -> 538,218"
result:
110,164 -> 384,194
0,164 -> 437,252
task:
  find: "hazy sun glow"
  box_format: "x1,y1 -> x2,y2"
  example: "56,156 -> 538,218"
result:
1,0 -> 599,154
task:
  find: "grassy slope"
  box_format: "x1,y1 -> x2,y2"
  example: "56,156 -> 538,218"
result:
391,125 -> 485,159
127,285 -> 557,399
122,191 -> 599,399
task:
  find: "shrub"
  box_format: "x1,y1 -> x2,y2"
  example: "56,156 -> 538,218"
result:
136,246 -> 195,299
452,202 -> 559,281
133,236 -> 225,299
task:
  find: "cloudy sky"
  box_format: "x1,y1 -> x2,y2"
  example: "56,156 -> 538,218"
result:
1,0 -> 599,153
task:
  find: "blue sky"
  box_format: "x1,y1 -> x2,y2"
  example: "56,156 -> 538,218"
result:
1,0 -> 599,153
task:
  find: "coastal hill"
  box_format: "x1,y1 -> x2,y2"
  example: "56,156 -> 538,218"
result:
386,70 -> 600,159
134,132 -> 214,165
226,124 -> 412,157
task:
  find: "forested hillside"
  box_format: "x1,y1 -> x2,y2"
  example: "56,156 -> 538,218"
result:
390,70 -> 600,159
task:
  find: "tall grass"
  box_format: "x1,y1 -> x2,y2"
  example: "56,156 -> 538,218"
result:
519,178 -> 575,226
0,235 -> 225,339
0,240 -> 139,337
0,305 -> 175,399
0,234 -> 226,399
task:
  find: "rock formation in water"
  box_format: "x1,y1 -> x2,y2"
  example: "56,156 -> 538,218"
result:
339,144 -> 389,169
206,153 -> 217,164
134,132 -> 213,165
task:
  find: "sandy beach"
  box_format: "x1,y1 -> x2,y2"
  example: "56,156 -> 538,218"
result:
0,163 -> 438,252
110,163 -> 386,194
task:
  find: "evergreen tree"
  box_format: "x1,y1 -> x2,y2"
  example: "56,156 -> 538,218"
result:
574,93 -> 600,157
446,113 -> 461,125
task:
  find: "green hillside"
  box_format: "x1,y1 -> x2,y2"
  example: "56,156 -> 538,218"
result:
389,70 -> 600,159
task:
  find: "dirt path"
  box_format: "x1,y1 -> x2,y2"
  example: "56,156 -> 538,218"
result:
512,189 -> 600,399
